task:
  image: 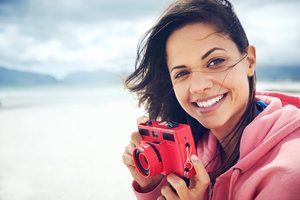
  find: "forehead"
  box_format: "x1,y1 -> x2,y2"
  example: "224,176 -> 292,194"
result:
166,23 -> 235,53
166,23 -> 237,66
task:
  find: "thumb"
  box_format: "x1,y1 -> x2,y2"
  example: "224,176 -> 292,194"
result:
191,154 -> 210,191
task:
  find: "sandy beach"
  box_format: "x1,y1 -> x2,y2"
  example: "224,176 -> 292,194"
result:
0,86 -> 141,200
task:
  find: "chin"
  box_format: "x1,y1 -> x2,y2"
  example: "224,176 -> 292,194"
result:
194,115 -> 228,130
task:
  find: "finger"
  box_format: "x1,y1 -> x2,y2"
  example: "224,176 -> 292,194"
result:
131,131 -> 142,146
161,185 -> 179,200
122,153 -> 134,167
136,115 -> 149,124
157,196 -> 166,200
190,154 -> 210,192
167,173 -> 189,199
125,143 -> 135,155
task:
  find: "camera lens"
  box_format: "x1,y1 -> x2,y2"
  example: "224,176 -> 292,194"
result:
135,149 -> 150,176
133,143 -> 163,177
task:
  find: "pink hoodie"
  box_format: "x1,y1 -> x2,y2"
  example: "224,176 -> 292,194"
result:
133,91 -> 300,200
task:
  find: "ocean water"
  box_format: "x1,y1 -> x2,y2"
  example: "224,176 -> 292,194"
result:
0,81 -> 299,200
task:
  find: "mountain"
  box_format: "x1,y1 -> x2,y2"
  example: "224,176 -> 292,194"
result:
0,66 -> 59,86
0,66 -> 123,86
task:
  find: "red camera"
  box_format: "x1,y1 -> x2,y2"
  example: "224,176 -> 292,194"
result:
133,120 -> 196,179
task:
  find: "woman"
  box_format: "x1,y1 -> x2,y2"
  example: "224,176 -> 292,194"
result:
122,0 -> 300,199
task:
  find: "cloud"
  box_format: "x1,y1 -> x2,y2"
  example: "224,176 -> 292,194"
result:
0,0 -> 173,77
0,19 -> 152,77
0,0 -> 299,78
0,0 -> 171,21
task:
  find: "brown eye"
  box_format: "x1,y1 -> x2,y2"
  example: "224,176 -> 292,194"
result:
174,70 -> 191,79
207,58 -> 225,68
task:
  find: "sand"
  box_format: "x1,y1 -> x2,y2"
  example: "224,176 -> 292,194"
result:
0,93 -> 141,200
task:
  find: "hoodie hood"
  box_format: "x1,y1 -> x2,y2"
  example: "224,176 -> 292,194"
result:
210,91 -> 300,200
236,91 -> 300,171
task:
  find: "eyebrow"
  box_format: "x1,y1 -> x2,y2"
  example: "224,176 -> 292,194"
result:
170,47 -> 226,73
202,47 -> 226,60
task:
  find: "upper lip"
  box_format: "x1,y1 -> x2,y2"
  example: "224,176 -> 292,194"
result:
192,93 -> 227,103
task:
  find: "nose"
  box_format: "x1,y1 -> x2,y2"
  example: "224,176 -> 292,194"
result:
189,71 -> 213,94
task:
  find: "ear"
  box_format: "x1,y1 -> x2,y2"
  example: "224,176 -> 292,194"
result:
246,45 -> 256,77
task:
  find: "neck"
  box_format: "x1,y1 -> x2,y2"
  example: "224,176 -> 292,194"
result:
211,122 -> 240,158
211,102 -> 248,158
219,132 -> 238,161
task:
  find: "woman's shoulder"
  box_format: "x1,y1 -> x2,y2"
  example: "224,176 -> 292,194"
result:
256,91 -> 300,108
240,94 -> 300,161
254,91 -> 300,131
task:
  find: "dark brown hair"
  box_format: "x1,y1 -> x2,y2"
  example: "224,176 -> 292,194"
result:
125,0 -> 256,181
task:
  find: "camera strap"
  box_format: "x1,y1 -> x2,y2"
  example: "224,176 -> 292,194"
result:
183,143 -> 194,178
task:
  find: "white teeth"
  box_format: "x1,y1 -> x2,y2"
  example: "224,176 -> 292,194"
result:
196,95 -> 224,108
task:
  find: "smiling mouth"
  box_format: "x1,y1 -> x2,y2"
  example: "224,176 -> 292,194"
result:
193,93 -> 227,108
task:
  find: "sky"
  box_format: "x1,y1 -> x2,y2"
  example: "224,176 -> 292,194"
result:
0,0 -> 299,78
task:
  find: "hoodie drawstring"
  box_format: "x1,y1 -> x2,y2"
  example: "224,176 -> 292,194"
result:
228,168 -> 242,200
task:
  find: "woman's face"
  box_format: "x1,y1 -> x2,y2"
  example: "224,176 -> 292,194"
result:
166,23 -> 255,139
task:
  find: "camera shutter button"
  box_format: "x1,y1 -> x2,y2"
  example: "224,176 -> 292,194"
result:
146,120 -> 153,126
166,121 -> 179,128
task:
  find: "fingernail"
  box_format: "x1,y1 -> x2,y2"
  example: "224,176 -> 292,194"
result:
191,154 -> 199,161
157,196 -> 164,200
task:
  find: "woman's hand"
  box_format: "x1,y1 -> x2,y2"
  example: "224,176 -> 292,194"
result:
122,117 -> 164,192
122,131 -> 163,191
157,154 -> 210,200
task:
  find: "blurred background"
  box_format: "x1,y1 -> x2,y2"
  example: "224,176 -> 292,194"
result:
0,0 -> 299,199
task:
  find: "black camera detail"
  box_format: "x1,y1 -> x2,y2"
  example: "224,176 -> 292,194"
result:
165,121 -> 179,128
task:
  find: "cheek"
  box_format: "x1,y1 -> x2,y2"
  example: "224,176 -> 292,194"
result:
225,68 -> 249,90
228,72 -> 250,102
174,87 -> 189,107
